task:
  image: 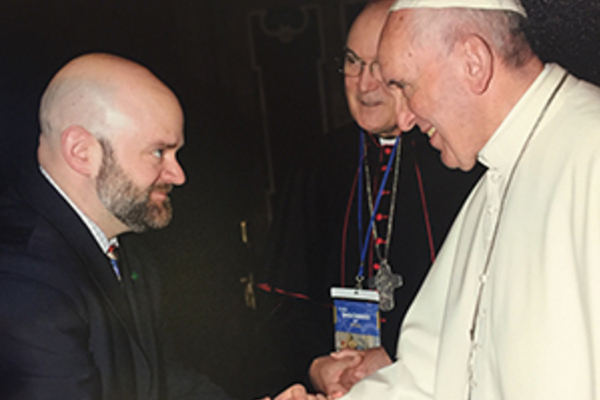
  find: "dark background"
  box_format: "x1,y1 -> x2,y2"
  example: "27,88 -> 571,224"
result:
1,0 -> 599,398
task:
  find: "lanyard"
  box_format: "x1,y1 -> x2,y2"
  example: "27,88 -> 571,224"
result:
356,131 -> 400,287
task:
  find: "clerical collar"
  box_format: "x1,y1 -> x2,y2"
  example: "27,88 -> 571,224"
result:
478,63 -> 555,170
378,136 -> 399,146
39,166 -> 118,253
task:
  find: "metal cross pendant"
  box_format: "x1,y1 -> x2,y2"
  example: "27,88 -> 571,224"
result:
374,260 -> 403,312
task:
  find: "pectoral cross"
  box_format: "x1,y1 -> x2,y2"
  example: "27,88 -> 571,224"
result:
373,260 -> 403,312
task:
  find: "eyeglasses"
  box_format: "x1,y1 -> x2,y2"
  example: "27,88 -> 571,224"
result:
337,47 -> 380,78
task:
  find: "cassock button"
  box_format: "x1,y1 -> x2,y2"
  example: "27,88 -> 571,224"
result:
376,213 -> 388,221
479,273 -> 488,284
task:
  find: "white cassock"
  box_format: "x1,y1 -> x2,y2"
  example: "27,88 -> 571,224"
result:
343,63 -> 600,400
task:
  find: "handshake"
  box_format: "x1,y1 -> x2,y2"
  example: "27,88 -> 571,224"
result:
262,347 -> 392,400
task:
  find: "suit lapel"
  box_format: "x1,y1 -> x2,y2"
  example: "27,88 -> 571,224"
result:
17,168 -> 148,358
119,234 -> 161,399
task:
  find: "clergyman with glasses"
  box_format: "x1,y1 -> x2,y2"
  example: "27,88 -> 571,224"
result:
258,0 -> 483,397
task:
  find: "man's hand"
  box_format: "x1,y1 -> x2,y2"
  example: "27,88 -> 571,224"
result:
309,347 -> 392,399
309,350 -> 362,398
259,384 -> 327,400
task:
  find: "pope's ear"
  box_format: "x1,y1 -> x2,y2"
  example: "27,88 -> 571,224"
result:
61,125 -> 100,176
461,34 -> 493,95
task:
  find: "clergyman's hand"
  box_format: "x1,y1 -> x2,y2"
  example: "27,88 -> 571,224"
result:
309,349 -> 363,399
309,347 -> 392,399
335,347 -> 392,390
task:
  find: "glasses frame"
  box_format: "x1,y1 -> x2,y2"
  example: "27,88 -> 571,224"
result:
337,47 -> 381,79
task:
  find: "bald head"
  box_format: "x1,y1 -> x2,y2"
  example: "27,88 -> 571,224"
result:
37,53 -> 186,238
347,0 -> 394,46
39,53 -> 181,145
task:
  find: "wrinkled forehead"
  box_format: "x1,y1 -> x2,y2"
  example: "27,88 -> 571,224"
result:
377,10 -> 415,78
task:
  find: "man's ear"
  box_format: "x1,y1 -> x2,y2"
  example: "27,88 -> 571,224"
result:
61,125 -> 100,176
461,34 -> 493,95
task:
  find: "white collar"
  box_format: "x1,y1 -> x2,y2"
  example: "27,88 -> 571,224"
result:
478,63 -> 564,172
39,166 -> 118,253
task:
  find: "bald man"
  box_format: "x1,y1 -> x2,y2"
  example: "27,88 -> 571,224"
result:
260,0 -> 482,396
0,54 -> 232,400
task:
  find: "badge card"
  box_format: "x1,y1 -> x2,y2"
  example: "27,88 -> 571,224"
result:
330,287 -> 380,351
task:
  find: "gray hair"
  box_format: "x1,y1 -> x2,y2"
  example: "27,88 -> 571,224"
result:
410,8 -> 533,68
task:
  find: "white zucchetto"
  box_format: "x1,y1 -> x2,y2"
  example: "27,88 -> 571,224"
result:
390,0 -> 527,17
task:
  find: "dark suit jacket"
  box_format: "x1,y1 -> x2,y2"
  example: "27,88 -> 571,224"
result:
0,167 -> 233,400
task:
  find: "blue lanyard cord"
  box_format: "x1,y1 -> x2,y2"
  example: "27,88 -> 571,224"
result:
356,132 -> 400,283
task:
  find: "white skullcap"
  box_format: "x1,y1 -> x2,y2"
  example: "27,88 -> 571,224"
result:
390,0 -> 527,17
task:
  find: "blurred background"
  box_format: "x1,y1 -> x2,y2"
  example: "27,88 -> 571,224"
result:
1,0 -> 599,398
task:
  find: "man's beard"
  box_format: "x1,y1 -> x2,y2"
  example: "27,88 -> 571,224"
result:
96,139 -> 173,233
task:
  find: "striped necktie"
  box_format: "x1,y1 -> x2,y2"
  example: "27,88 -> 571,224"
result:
107,244 -> 122,282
